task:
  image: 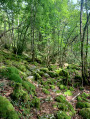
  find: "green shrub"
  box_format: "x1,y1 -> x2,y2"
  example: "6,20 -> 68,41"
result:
0,96 -> 19,119
79,108 -> 90,119
77,96 -> 83,101
9,73 -> 22,83
22,81 -> 36,91
76,102 -> 90,109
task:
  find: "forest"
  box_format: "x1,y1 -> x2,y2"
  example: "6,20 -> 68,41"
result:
0,0 -> 90,119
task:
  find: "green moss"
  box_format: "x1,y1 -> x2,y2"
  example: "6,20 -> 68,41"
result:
34,73 -> 42,81
0,96 -> 19,119
76,102 -> 90,109
7,67 -> 19,74
81,92 -> 89,98
79,108 -> 90,119
56,69 -> 69,78
9,73 -> 22,83
38,71 -> 44,76
38,114 -> 55,119
64,90 -> 72,96
0,66 -> 19,78
17,65 -> 27,72
48,71 -> 57,78
22,81 -> 36,91
58,103 -> 68,111
69,87 -> 74,91
77,96 -> 83,101
40,68 -> 48,73
11,83 -> 29,102
42,88 -> 50,94
55,95 -> 66,103
32,97 -> 40,109
59,85 -> 66,90
56,111 -> 71,119
50,85 -> 55,89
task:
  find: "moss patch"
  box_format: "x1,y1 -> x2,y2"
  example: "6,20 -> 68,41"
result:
79,108 -> 90,119
0,96 -> 19,119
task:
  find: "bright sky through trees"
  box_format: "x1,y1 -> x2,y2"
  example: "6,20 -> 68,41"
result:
73,0 -> 77,3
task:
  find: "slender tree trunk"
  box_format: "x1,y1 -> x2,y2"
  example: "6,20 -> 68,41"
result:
84,0 -> 89,81
80,0 -> 84,86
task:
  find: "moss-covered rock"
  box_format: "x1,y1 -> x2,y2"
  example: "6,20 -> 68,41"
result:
38,114 -> 55,119
64,90 -> 72,96
56,69 -> 69,78
11,83 -> 29,102
42,88 -> 50,95
9,73 -> 22,83
56,111 -> 71,119
0,96 -> 19,119
59,84 -> 66,90
55,95 -> 66,103
34,73 -> 42,81
48,71 -> 57,78
40,68 -> 48,73
76,101 -> 90,109
79,108 -> 90,119
22,81 -> 36,91
31,97 -> 40,109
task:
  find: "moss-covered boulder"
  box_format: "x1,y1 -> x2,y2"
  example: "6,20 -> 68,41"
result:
31,97 -> 40,109
34,73 -> 42,81
42,88 -> 50,95
56,111 -> 71,119
9,73 -> 22,83
22,81 -> 36,91
55,95 -> 66,103
79,108 -> 90,119
76,101 -> 90,109
11,83 -> 29,102
38,114 -> 55,119
40,68 -> 48,73
0,96 -> 19,119
48,71 -> 57,78
64,90 -> 72,96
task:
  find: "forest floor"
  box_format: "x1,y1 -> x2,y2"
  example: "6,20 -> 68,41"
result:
0,50 -> 90,119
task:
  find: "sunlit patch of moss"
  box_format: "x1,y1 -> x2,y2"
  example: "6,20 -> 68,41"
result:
59,84 -> 67,90
0,96 -> 19,119
64,90 -> 72,96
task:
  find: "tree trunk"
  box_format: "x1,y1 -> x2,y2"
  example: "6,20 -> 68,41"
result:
80,0 -> 84,86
